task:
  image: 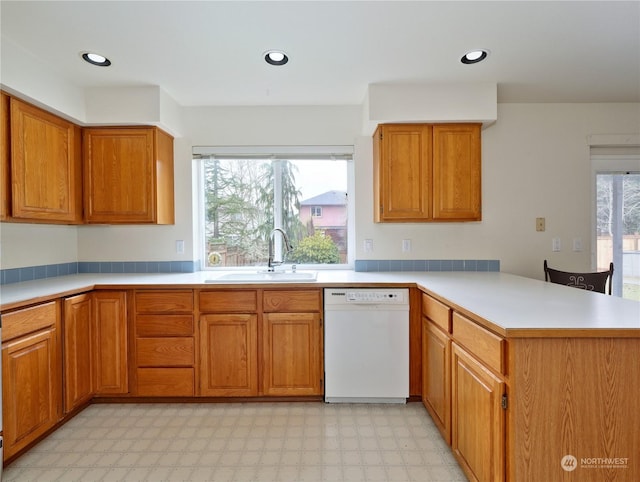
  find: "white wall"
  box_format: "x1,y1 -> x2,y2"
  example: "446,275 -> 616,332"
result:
1,46 -> 638,280
354,103 -> 640,279
0,37 -> 86,122
184,105 -> 362,145
0,223 -> 78,269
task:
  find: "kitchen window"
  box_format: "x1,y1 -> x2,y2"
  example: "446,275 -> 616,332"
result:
194,146 -> 353,269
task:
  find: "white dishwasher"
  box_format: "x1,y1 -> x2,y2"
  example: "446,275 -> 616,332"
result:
324,288 -> 409,403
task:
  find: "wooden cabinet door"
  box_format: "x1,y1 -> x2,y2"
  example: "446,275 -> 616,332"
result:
10,98 -> 82,223
93,291 -> 128,394
374,124 -> 432,222
432,124 -> 481,221
451,342 -> 505,482
262,312 -> 322,396
1,92 -> 9,220
83,127 -> 174,224
200,314 -> 258,397
63,294 -> 93,413
2,327 -> 61,460
422,319 -> 451,444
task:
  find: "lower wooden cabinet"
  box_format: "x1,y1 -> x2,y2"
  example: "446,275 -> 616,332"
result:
200,314 -> 258,397
262,312 -> 322,396
134,290 -> 195,396
93,291 -> 128,395
137,368 -> 194,397
422,318 -> 451,444
421,293 -> 506,482
451,342 -> 505,482
63,293 -> 93,413
198,288 -> 323,397
2,302 -> 62,460
135,334 -> 195,395
262,290 -> 323,396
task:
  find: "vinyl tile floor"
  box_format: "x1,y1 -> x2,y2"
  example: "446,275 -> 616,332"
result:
3,402 -> 467,482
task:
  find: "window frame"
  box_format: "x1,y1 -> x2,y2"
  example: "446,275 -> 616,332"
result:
589,133 -> 640,301
194,146 -> 355,271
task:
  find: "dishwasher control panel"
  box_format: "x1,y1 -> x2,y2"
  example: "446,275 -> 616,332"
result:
324,289 -> 408,305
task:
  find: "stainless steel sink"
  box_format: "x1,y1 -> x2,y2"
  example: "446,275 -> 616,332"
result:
207,270 -> 317,283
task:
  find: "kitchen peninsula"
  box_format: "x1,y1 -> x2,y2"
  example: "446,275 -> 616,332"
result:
1,270 -> 638,482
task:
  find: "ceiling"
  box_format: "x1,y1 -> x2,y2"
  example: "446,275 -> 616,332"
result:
1,1 -> 639,106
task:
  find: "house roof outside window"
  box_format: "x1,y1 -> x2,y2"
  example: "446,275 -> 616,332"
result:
300,190 -> 347,206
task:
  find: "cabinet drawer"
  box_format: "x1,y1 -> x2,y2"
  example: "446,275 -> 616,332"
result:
3,301 -> 58,341
422,294 -> 451,332
135,291 -> 193,313
136,315 -> 194,336
452,312 -> 504,374
136,368 -> 194,396
199,290 -> 257,313
263,290 -> 321,312
136,337 -> 194,366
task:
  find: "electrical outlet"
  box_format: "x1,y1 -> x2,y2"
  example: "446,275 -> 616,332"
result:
402,239 -> 411,252
552,238 -> 561,252
176,240 -> 185,254
573,237 -> 583,252
364,239 -> 373,253
536,217 -> 545,232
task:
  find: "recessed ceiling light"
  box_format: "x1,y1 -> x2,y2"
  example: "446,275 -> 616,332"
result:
461,49 -> 489,65
264,50 -> 289,66
82,52 -> 111,67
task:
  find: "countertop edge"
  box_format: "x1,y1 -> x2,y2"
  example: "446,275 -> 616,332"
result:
1,272 -> 638,335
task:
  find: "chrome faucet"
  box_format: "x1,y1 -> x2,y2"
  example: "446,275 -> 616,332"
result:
268,228 -> 294,271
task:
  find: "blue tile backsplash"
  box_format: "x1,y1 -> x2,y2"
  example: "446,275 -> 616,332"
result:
354,259 -> 500,272
1,259 -> 497,285
1,261 -> 199,285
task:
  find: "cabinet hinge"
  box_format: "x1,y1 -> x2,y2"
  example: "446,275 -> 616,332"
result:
501,394 -> 508,410
380,132 -> 383,140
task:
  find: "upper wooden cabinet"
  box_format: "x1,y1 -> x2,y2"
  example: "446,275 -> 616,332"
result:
432,125 -> 482,220
8,97 -> 83,223
373,123 -> 481,222
1,92 -> 10,221
83,127 -> 174,224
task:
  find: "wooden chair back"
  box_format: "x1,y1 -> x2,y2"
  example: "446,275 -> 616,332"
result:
543,260 -> 614,295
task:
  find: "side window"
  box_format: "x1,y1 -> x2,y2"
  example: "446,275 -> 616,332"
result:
595,171 -> 640,299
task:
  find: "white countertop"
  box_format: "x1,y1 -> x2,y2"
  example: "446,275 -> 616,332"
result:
1,270 -> 638,336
